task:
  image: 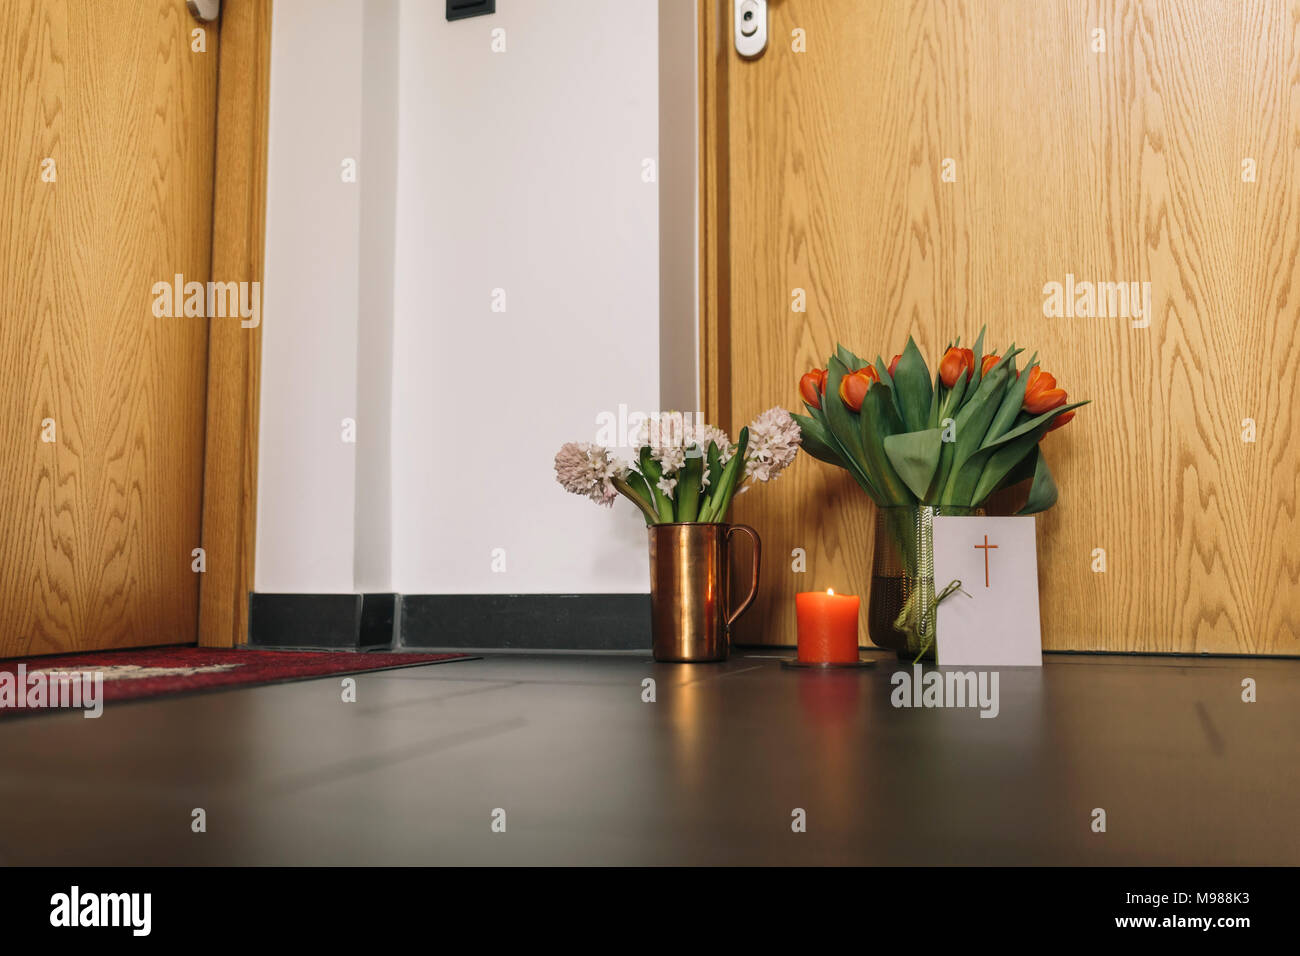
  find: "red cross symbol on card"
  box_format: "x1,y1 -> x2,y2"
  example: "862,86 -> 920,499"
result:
974,534 -> 998,587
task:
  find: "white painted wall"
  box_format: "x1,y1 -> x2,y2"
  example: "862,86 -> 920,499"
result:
658,0 -> 699,416
389,0 -> 660,594
258,0 -> 665,595
353,0 -> 400,591
256,0 -> 366,593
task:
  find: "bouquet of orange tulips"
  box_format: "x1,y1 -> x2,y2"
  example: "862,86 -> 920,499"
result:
794,329 -> 1085,512
794,329 -> 1085,661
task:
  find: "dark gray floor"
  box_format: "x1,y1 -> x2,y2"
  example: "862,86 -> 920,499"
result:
0,649 -> 1295,865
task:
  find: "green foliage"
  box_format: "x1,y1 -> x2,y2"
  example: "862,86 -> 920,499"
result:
883,428 -> 944,500
698,427 -> 750,523
794,329 -> 1086,514
677,454 -> 703,522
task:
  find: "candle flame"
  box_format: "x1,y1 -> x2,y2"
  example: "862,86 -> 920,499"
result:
826,588 -> 834,596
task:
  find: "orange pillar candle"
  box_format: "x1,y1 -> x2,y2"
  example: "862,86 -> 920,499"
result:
795,588 -> 861,663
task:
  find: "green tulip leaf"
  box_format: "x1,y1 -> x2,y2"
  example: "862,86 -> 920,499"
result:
947,445 -> 998,505
880,355 -> 912,428
791,412 -> 846,468
892,336 -> 934,433
945,369 -> 970,411
972,399 -> 1085,506
984,350 -> 1032,445
979,400 -> 1090,453
927,370 -> 942,428
931,431 -> 958,504
859,384 -> 910,504
883,428 -> 944,501
872,355 -> 903,423
969,325 -> 988,388
824,358 -> 884,502
993,443 -> 1039,493
931,372 -> 968,496
943,364 -> 1011,500
835,343 -> 864,370
1017,451 -> 1059,515
971,429 -> 1044,504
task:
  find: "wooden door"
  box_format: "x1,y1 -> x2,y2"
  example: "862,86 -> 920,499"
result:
0,1 -> 218,657
703,0 -> 1300,654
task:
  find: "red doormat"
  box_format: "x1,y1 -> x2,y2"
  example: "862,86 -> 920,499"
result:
0,647 -> 474,717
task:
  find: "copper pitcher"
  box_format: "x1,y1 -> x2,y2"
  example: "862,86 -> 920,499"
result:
648,522 -> 761,662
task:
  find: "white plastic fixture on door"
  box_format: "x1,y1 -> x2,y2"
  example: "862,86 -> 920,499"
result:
734,0 -> 767,59
187,0 -> 220,22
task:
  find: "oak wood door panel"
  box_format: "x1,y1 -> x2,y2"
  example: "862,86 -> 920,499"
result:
710,0 -> 1299,654
0,1 -> 218,656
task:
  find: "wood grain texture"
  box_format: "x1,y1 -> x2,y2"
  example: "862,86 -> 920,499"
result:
700,0 -> 732,431
198,0 -> 271,648
0,0 -> 217,657
707,0 -> 1300,653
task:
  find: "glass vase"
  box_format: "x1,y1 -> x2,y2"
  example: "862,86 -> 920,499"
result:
866,504 -> 982,661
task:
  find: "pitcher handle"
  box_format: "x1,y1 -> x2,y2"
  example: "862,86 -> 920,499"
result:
724,523 -> 761,630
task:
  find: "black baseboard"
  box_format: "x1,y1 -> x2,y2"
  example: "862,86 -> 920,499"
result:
248,593 -> 398,650
399,594 -> 650,651
247,592 -> 650,652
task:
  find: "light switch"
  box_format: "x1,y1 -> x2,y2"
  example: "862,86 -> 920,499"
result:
447,0 -> 494,21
